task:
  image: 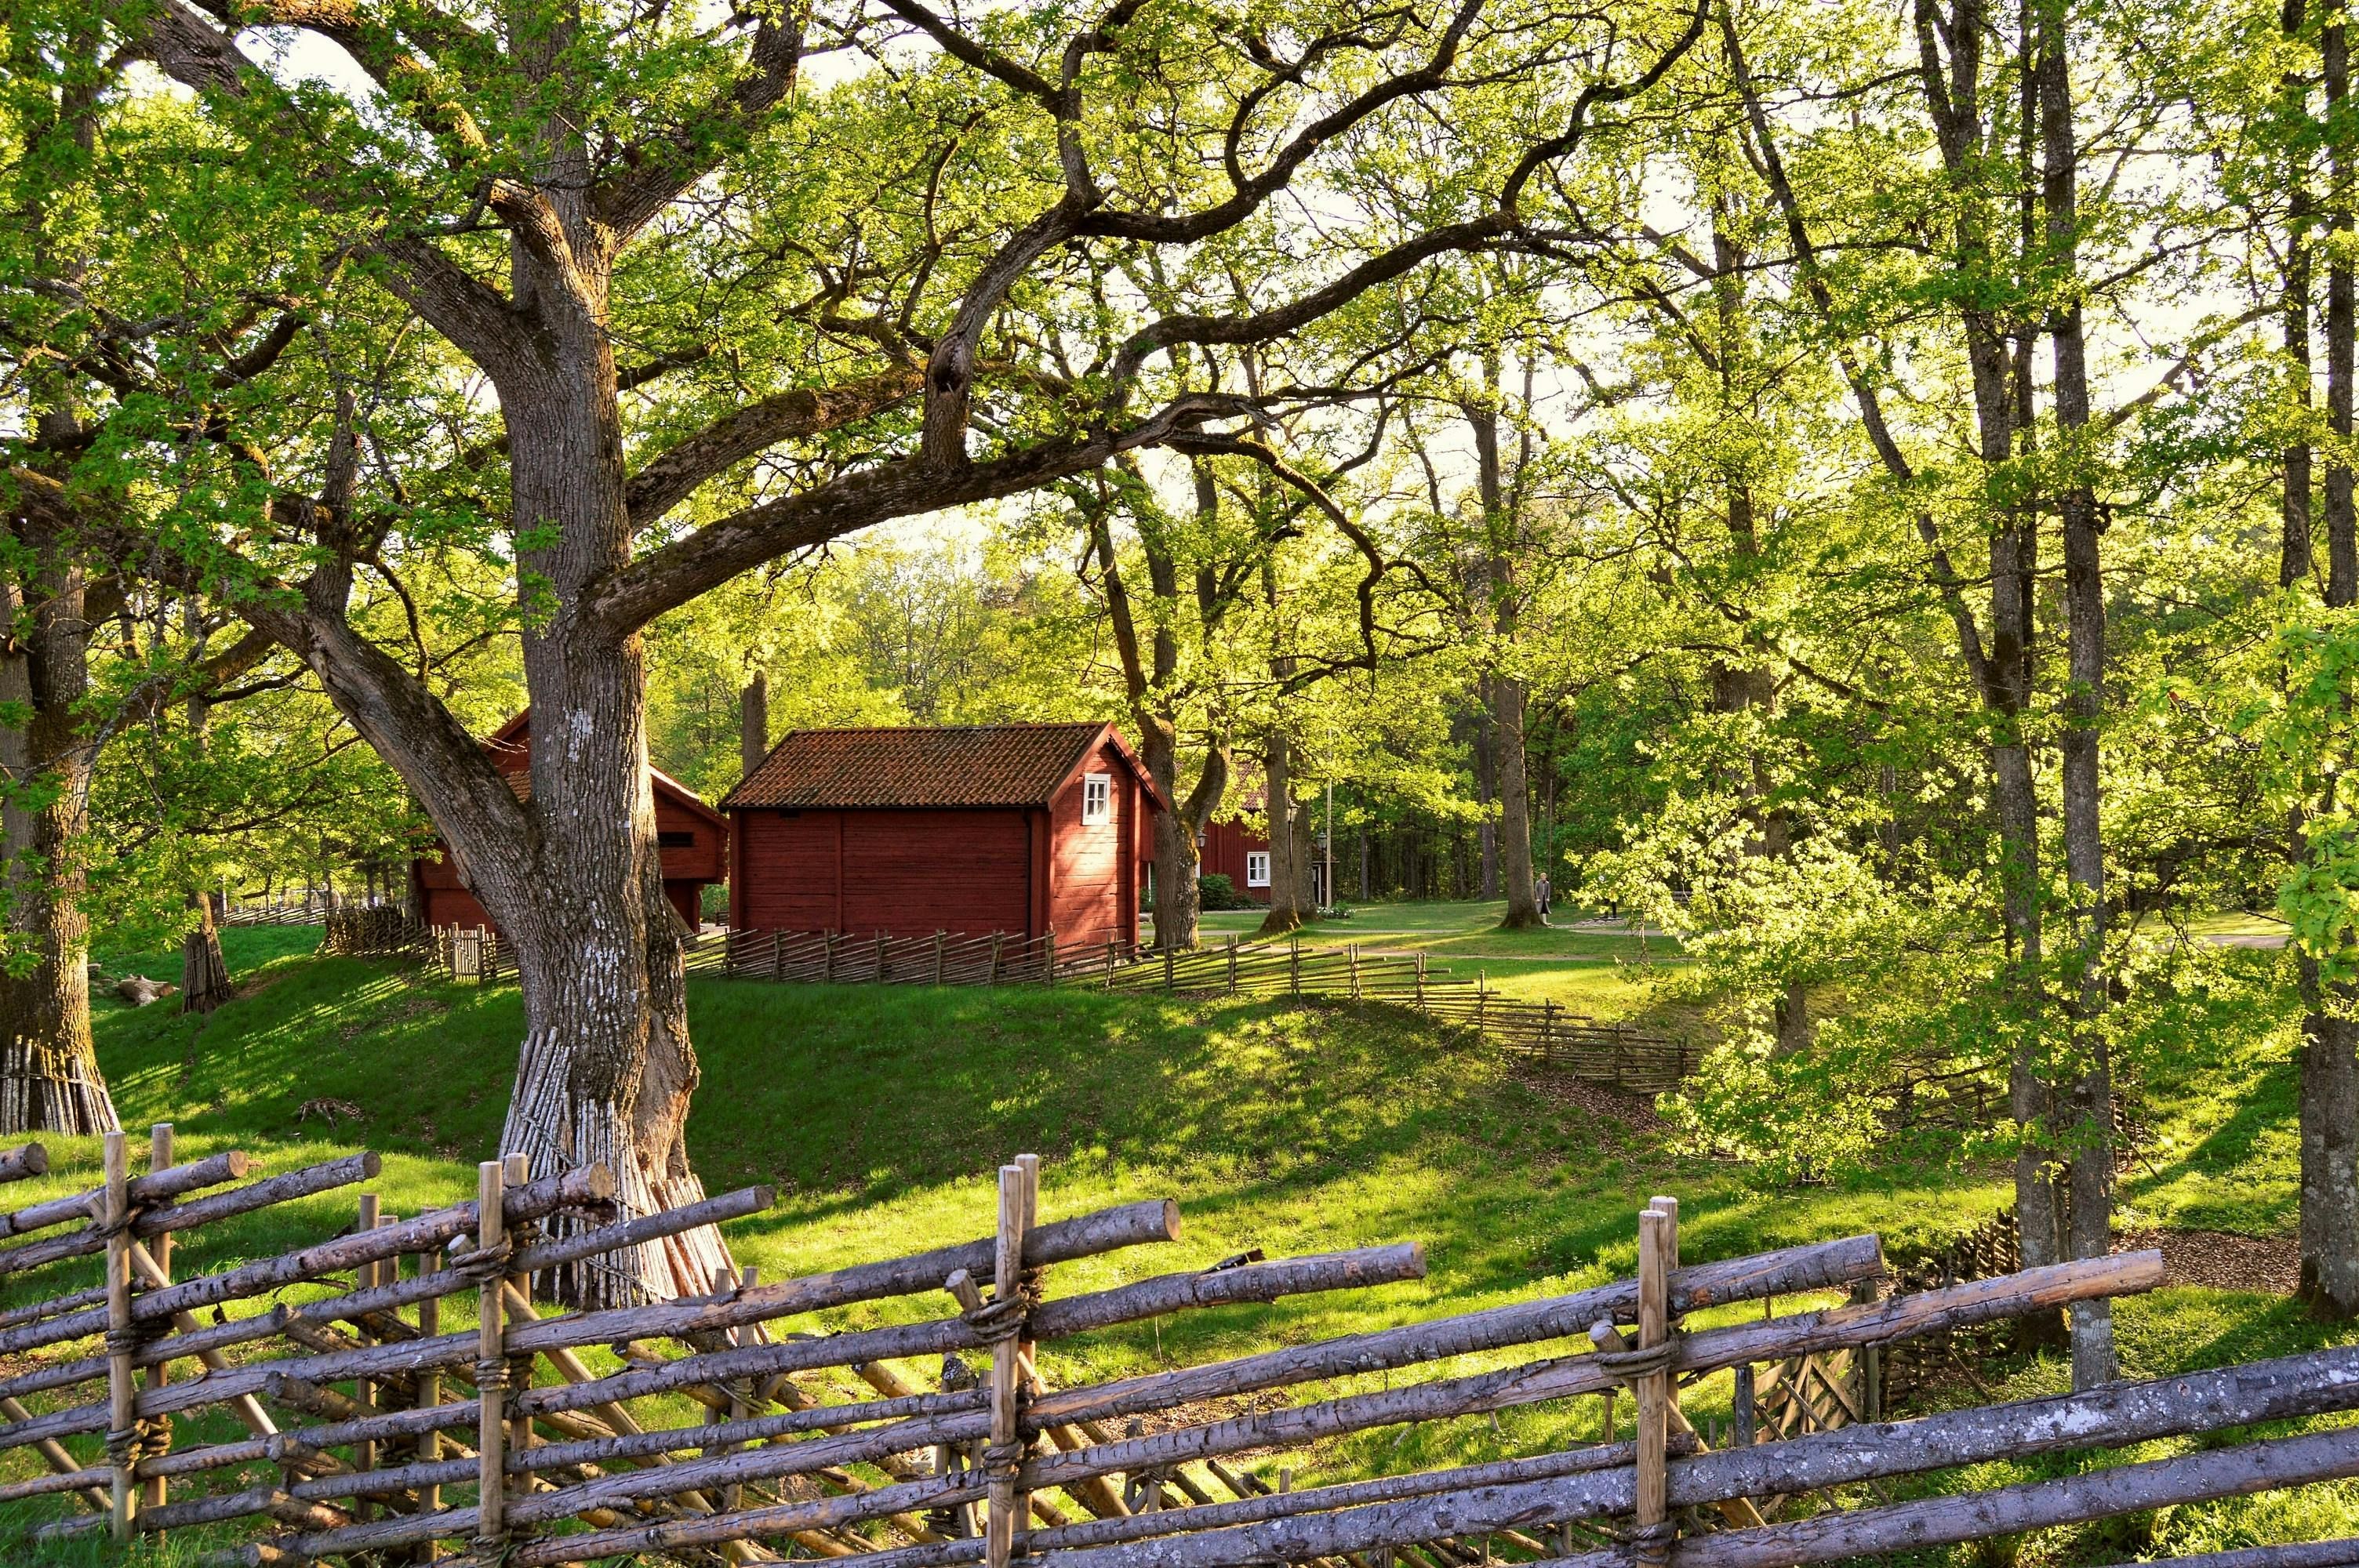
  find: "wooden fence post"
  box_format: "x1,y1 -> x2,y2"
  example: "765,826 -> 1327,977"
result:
770,929 -> 783,978
990,932 -> 1004,983
1542,1000 -> 1558,1065
503,1152 -> 531,1464
1228,935 -> 1239,993
823,931 -> 836,984
355,1189 -> 380,1519
1732,1361 -> 1755,1446
144,1123 -> 172,1518
1045,931 -> 1056,986
1105,938 -> 1117,983
1415,952 -> 1427,1008
876,931 -> 889,982
1634,1200 -> 1674,1566
419,1237 -> 443,1558
985,1160 -> 1032,1568
101,1129 -> 136,1542
1289,935 -> 1301,996
1164,943 -> 1176,992
474,1158 -> 508,1552
1349,945 -> 1361,1001
938,931 -> 949,985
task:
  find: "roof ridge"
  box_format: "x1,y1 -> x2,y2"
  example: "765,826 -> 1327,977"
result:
772,720 -> 1107,736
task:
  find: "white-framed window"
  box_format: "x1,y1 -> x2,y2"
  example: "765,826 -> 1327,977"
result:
1081,773 -> 1111,825
1245,851 -> 1270,887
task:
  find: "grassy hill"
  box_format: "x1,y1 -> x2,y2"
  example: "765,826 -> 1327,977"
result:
0,918 -> 2346,1560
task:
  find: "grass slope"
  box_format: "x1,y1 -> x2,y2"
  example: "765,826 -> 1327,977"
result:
0,922 -> 2343,1563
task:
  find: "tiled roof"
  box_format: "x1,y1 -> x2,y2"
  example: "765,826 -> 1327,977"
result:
724,723 -> 1123,810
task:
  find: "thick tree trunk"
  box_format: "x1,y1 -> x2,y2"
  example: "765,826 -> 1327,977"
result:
2287,190 -> 2317,589
1143,723 -> 1229,953
182,625 -> 232,1014
1496,678 -> 1541,927
181,893 -> 231,1015
2300,9 -> 2359,1323
472,377 -> 731,1305
0,571 -> 117,1135
2041,9 -> 2117,1388
1461,368 -> 1540,929
1474,702 -> 1499,902
1259,735 -> 1306,935
740,668 -> 769,782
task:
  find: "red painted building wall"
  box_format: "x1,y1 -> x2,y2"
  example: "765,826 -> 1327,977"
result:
1198,817 -> 1272,904
726,724 -> 1157,949
411,712 -> 729,933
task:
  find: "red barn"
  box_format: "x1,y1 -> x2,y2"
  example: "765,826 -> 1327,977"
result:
723,722 -> 1163,949
411,710 -> 730,933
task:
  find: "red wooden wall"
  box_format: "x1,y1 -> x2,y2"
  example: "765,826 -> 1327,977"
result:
413,744 -> 725,932
729,808 -> 1038,937
729,731 -> 1145,947
1049,732 -> 1139,948
1198,817 -> 1271,904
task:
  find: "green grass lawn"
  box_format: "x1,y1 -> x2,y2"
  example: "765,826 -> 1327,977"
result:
1168,899 -> 1687,1009
0,924 -> 2345,1562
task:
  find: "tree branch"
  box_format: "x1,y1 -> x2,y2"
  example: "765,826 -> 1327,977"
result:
623,363 -> 926,528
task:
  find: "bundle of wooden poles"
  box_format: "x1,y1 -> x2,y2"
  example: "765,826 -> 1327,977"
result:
0,1135 -> 2353,1568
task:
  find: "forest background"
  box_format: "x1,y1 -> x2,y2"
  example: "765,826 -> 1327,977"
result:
4,0 -> 2357,1389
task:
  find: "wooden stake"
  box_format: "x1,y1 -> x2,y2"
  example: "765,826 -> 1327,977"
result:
144,1124 -> 171,1518
1634,1206 -> 1670,1564
985,1163 -> 1027,1568
420,1240 -> 442,1562
503,1152 -> 532,1464
474,1160 -> 507,1549
101,1131 -> 135,1541
354,1190 -> 380,1515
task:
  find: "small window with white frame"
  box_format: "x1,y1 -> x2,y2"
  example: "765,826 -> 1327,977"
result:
1245,851 -> 1270,887
1081,773 -> 1111,825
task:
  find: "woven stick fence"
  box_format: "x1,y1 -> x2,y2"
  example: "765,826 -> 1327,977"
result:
0,1133 -> 2351,1567
703,930 -> 1698,1094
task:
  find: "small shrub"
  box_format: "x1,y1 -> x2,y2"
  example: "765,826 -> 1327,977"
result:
1198,873 -> 1248,910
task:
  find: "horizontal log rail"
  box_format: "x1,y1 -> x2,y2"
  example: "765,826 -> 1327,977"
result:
0,1135 -> 2338,1568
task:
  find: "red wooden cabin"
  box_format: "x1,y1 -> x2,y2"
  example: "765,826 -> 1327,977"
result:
723,722 -> 1163,949
1198,816 -> 1274,904
411,710 -> 730,933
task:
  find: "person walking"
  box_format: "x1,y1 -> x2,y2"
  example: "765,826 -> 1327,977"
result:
1535,870 -> 1552,922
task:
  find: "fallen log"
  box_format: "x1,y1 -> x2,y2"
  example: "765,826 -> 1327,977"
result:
0,1142 -> 47,1182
